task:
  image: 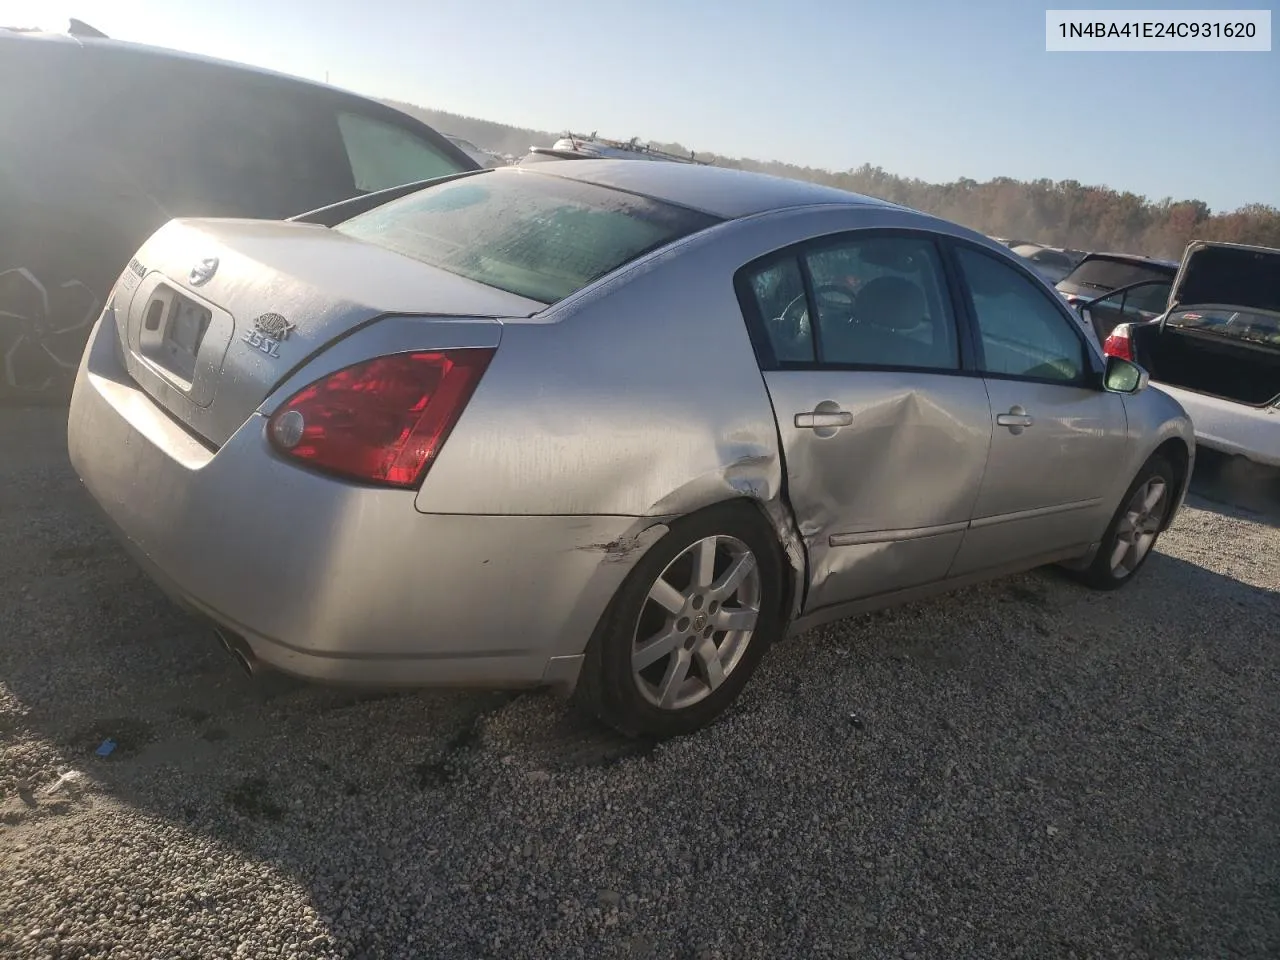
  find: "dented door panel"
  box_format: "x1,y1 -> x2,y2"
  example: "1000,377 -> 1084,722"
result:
762,369 -> 994,611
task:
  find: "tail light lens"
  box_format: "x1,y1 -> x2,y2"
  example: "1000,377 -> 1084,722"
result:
1102,324 -> 1134,362
266,349 -> 494,488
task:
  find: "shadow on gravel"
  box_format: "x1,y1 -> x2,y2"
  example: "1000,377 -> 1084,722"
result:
3,405 -> 1280,958
1188,452 -> 1280,529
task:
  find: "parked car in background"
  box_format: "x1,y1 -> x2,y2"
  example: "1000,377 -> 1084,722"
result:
443,134 -> 508,169
1075,272 -> 1177,342
67,160 -> 1194,739
1056,252 -> 1178,312
0,21 -> 477,400
519,134 -> 708,165
1092,241 -> 1280,467
1009,243 -> 1081,285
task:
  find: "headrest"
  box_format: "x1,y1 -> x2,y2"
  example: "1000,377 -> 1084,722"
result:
856,275 -> 927,331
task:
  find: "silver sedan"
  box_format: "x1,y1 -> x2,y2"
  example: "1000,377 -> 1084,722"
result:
67,160 -> 1196,738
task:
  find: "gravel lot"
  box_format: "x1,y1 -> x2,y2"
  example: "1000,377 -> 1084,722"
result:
2,405 -> 1278,959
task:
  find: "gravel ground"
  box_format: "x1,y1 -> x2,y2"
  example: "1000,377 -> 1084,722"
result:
2,405 -> 1278,959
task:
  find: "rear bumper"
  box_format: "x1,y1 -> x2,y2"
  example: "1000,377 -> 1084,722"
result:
67,311 -> 652,690
1154,383 -> 1280,467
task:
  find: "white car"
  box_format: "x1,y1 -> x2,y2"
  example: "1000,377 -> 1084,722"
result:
1010,244 -> 1079,285
443,135 -> 507,169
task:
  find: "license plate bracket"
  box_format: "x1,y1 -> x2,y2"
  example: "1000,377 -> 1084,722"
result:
157,294 -> 212,383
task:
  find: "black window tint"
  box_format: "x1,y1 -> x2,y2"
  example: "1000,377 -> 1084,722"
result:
958,248 -> 1085,382
336,173 -> 720,304
745,258 -> 813,362
336,111 -> 465,192
1125,281 -> 1172,314
804,236 -> 958,369
94,59 -> 357,218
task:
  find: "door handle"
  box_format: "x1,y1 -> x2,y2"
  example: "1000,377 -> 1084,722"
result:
795,410 -> 853,429
996,406 -> 1034,432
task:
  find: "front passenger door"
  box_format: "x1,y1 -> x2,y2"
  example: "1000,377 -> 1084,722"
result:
948,246 -> 1129,575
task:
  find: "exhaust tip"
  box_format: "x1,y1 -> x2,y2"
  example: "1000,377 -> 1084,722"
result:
212,626 -> 257,677
231,648 -> 255,677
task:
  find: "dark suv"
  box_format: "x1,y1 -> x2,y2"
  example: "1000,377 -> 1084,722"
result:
1054,253 -> 1180,342
0,23 -> 478,400
1055,249 -> 1174,299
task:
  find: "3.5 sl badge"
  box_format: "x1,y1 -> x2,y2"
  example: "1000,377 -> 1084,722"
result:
241,312 -> 296,359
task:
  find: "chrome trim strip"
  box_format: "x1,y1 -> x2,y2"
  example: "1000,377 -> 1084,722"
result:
969,497 -> 1103,529
829,520 -> 969,547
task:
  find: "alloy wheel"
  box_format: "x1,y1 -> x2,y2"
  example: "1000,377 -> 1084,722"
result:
631,535 -> 762,711
1109,476 -> 1168,576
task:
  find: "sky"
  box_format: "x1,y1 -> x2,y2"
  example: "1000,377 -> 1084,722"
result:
3,0 -> 1277,212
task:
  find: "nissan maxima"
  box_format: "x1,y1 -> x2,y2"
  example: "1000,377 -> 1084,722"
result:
67,161 -> 1195,738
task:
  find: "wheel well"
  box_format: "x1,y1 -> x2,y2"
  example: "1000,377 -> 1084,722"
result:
1152,437 -> 1191,529
727,496 -> 806,623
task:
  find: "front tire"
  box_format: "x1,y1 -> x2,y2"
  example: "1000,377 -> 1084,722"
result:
573,502 -> 786,739
1071,455 -> 1177,590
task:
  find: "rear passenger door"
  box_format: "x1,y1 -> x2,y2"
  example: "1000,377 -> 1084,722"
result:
946,244 -> 1129,575
739,232 -> 994,612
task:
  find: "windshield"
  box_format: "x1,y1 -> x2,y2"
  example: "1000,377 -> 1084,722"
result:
335,171 -> 720,304
1062,257 -> 1174,291
1166,308 -> 1280,347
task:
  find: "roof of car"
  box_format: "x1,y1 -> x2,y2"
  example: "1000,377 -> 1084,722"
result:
0,27 -> 340,98
518,159 -> 903,220
1078,251 -> 1179,269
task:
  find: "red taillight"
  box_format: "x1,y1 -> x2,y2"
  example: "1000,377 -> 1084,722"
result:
1102,324 -> 1134,362
267,349 -> 493,488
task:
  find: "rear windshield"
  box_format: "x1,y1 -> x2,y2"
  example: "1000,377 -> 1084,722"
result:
1062,257 -> 1174,292
1166,308 -> 1280,347
1030,250 -> 1074,269
335,170 -> 721,304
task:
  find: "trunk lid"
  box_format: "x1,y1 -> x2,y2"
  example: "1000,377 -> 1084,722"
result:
116,218 -> 543,447
1167,240 -> 1280,316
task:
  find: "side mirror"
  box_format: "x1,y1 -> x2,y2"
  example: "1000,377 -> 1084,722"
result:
1103,355 -> 1150,395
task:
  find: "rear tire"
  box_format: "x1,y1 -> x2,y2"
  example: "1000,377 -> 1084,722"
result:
573,501 -> 786,739
1070,455 -> 1177,591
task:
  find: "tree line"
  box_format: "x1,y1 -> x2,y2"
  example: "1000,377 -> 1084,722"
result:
388,101 -> 1280,259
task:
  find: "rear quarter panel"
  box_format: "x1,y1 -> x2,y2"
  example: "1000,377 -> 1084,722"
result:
412,203 -> 958,520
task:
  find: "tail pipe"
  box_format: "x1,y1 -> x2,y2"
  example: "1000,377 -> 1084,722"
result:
212,626 -> 257,677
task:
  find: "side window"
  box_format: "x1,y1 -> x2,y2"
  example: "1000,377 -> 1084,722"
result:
1126,281 -> 1172,314
743,258 -> 814,362
957,247 -> 1086,382
805,235 -> 958,369
336,111 -> 465,193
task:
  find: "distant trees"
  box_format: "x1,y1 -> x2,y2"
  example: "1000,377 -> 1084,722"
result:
697,158 -> 1280,258
386,101 -> 1280,257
